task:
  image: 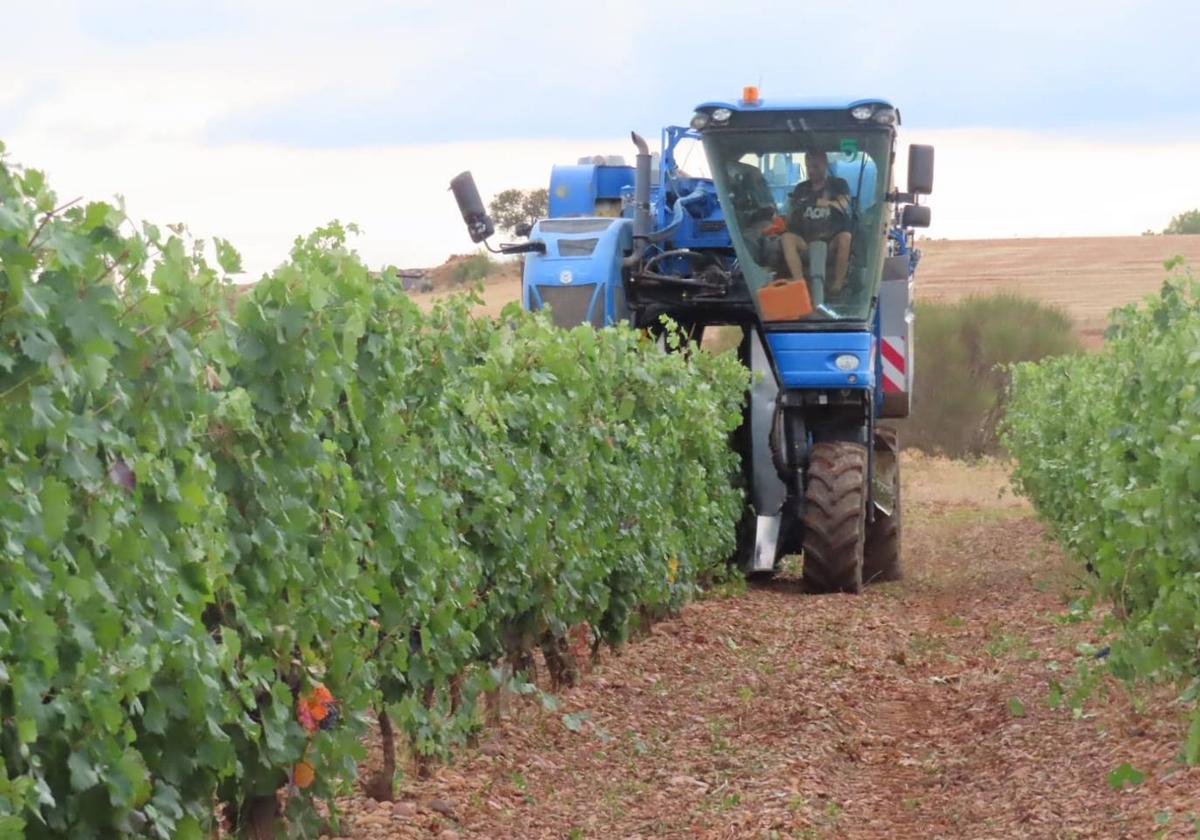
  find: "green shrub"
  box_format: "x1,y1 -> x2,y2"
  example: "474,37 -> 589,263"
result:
900,292 -> 1082,457
1164,208 -> 1200,235
0,143 -> 748,837
451,251 -> 497,285
1002,259 -> 1200,761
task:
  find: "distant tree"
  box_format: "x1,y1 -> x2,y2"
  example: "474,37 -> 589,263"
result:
451,251 -> 497,286
1163,209 -> 1200,235
488,188 -> 548,236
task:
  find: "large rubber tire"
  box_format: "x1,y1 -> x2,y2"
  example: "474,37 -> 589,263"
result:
801,441 -> 868,593
863,427 -> 902,584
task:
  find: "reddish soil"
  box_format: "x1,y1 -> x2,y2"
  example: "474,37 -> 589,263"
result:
330,457 -> 1200,839
422,255 -> 522,293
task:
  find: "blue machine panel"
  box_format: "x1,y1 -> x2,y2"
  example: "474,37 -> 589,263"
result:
766,331 -> 875,389
596,166 -> 634,201
524,217 -> 633,326
548,164 -> 635,217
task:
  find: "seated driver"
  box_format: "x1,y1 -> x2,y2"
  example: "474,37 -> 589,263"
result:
778,151 -> 852,295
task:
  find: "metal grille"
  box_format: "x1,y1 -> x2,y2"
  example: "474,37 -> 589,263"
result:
535,284 -> 600,327
557,238 -> 599,257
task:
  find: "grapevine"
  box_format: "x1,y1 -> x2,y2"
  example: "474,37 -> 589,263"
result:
0,144 -> 749,838
1001,257 -> 1200,762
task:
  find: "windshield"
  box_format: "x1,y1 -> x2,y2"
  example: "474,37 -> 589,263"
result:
703,129 -> 892,324
667,135 -> 714,180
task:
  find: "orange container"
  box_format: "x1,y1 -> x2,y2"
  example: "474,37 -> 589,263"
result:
759,279 -> 813,321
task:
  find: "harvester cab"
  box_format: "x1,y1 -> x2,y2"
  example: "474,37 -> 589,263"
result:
451,92 -> 933,592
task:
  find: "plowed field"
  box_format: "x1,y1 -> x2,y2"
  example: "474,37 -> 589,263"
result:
917,235 -> 1200,345
418,235 -> 1200,346
332,457 -> 1200,839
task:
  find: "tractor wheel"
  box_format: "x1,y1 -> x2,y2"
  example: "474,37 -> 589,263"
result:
863,427 -> 902,584
801,441 -> 868,593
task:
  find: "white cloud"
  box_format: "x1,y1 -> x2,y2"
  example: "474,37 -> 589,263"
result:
8,126 -> 1196,280
3,1 -> 1197,275
902,128 -> 1200,239
2,132 -> 636,275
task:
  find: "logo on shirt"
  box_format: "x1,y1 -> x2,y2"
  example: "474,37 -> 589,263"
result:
802,206 -> 832,221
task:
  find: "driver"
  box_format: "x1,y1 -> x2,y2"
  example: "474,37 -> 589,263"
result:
779,151 -> 853,295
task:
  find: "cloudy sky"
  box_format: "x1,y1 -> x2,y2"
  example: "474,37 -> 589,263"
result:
3,0 -> 1199,276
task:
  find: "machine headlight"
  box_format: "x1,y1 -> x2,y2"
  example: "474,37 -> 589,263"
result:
835,354 -> 860,371
690,112 -> 710,130
711,107 -> 732,124
850,105 -> 874,120
873,107 -> 898,125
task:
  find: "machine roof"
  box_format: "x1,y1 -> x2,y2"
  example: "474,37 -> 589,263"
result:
695,96 -> 895,113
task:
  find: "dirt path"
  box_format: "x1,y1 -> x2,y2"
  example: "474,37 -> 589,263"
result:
336,457 -> 1200,839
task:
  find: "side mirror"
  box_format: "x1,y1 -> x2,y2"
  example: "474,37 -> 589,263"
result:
907,144 -> 934,195
513,222 -> 533,238
901,204 -> 931,228
449,171 -> 495,243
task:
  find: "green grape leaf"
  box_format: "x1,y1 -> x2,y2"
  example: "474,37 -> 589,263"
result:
39,477 -> 71,543
562,711 -> 590,733
214,237 -> 243,274
1107,763 -> 1145,790
68,752 -> 100,792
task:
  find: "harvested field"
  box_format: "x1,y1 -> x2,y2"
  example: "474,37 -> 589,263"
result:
413,236 -> 1200,345
916,235 -> 1200,345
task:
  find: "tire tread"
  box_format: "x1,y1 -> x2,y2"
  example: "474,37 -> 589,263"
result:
802,441 -> 868,593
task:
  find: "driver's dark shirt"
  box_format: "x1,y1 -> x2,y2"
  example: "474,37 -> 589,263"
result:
787,177 -> 851,242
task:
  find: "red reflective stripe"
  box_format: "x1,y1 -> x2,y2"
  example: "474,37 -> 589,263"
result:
881,338 -> 905,372
882,376 -> 901,393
